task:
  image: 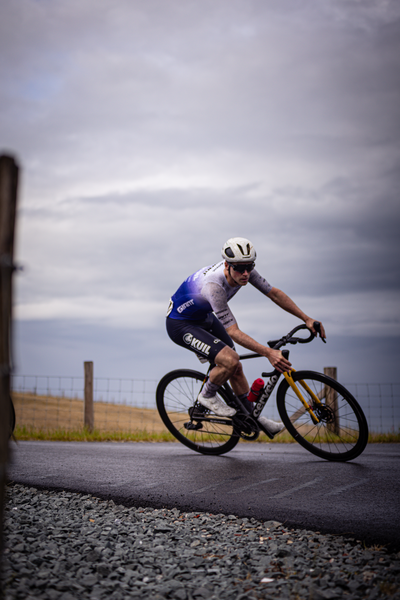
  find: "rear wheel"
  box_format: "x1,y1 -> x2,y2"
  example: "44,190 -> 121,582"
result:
156,369 -> 239,455
277,370 -> 368,461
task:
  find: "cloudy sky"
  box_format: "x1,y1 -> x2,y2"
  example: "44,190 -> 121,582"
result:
2,0 -> 400,386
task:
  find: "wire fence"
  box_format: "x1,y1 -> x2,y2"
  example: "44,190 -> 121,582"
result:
11,375 -> 161,433
10,375 -> 400,435
344,382 -> 400,436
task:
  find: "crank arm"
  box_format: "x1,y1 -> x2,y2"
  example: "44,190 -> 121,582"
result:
193,416 -> 233,426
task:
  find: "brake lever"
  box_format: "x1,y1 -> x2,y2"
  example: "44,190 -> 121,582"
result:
313,321 -> 326,343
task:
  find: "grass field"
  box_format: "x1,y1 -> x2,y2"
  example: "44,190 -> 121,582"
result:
11,392 -> 400,443
12,391 -> 166,433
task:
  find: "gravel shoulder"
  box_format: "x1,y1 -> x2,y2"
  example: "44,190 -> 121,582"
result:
2,483 -> 400,600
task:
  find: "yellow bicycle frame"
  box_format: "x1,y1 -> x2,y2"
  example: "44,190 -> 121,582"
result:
283,369 -> 322,425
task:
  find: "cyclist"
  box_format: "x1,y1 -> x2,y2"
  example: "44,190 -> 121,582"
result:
166,237 -> 326,437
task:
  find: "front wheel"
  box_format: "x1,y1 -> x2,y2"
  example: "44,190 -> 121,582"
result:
156,369 -> 239,455
277,370 -> 368,462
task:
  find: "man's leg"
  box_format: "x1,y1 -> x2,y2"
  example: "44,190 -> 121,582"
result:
204,316 -> 249,394
207,346 -> 241,386
166,317 -> 257,418
197,347 -> 239,416
201,344 -> 283,431
205,334 -> 252,408
229,362 -> 249,397
165,318 -> 238,416
227,361 -> 256,414
212,356 -> 254,413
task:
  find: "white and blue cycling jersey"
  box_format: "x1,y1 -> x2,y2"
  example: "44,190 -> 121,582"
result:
167,261 -> 272,329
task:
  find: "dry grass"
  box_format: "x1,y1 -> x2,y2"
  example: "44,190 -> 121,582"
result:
11,392 -> 294,442
13,425 -> 176,442
11,392 -> 399,443
12,392 -> 166,434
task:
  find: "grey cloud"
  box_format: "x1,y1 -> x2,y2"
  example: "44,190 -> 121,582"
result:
15,179 -> 400,309
2,0 -> 399,381
2,1 -> 399,162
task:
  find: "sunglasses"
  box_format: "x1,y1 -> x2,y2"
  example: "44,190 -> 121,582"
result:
229,262 -> 255,274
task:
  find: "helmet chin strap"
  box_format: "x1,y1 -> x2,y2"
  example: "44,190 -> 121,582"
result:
226,264 -> 238,286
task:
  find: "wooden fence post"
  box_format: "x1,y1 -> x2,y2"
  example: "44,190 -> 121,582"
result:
84,361 -> 94,432
324,366 -> 339,435
0,154 -> 19,556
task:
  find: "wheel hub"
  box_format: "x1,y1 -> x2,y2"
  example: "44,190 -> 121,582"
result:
313,403 -> 335,424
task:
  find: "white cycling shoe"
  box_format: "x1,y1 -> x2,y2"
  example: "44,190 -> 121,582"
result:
258,416 -> 284,437
197,392 -> 236,417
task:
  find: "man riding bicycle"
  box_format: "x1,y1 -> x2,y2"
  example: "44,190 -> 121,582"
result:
166,237 -> 326,437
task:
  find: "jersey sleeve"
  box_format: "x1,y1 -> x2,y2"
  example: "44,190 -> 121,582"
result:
249,270 -> 273,295
201,282 -> 237,328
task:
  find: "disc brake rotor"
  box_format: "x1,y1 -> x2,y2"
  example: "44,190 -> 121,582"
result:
313,404 -> 335,424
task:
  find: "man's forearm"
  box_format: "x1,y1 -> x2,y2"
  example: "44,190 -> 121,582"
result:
226,325 -> 266,355
226,325 -> 277,358
226,323 -> 293,372
267,288 -> 309,322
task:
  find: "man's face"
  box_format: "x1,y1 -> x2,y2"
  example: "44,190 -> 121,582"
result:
225,261 -> 255,286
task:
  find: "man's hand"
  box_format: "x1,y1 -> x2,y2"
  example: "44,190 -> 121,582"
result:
305,318 -> 326,340
266,349 -> 292,373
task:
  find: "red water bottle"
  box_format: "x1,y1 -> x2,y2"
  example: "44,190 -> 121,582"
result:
247,378 -> 264,402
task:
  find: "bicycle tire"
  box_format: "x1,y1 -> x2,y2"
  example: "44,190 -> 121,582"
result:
277,370 -> 368,462
156,369 -> 240,455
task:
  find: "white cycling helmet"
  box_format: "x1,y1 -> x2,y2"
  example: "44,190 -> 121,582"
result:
221,237 -> 256,263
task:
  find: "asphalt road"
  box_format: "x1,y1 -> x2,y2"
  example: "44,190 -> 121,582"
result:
7,441 -> 400,549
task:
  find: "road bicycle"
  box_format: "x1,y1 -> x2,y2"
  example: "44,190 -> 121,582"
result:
156,323 -> 369,462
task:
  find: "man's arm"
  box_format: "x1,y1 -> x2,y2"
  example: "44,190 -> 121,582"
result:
267,287 -> 326,339
226,323 -> 292,373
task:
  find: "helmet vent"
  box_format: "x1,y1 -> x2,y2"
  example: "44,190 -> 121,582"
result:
237,243 -> 251,257
225,247 -> 235,258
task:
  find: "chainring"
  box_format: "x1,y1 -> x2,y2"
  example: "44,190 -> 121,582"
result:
232,414 -> 260,441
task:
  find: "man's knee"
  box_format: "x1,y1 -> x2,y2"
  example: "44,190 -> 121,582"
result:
215,346 -> 240,373
230,361 -> 244,379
